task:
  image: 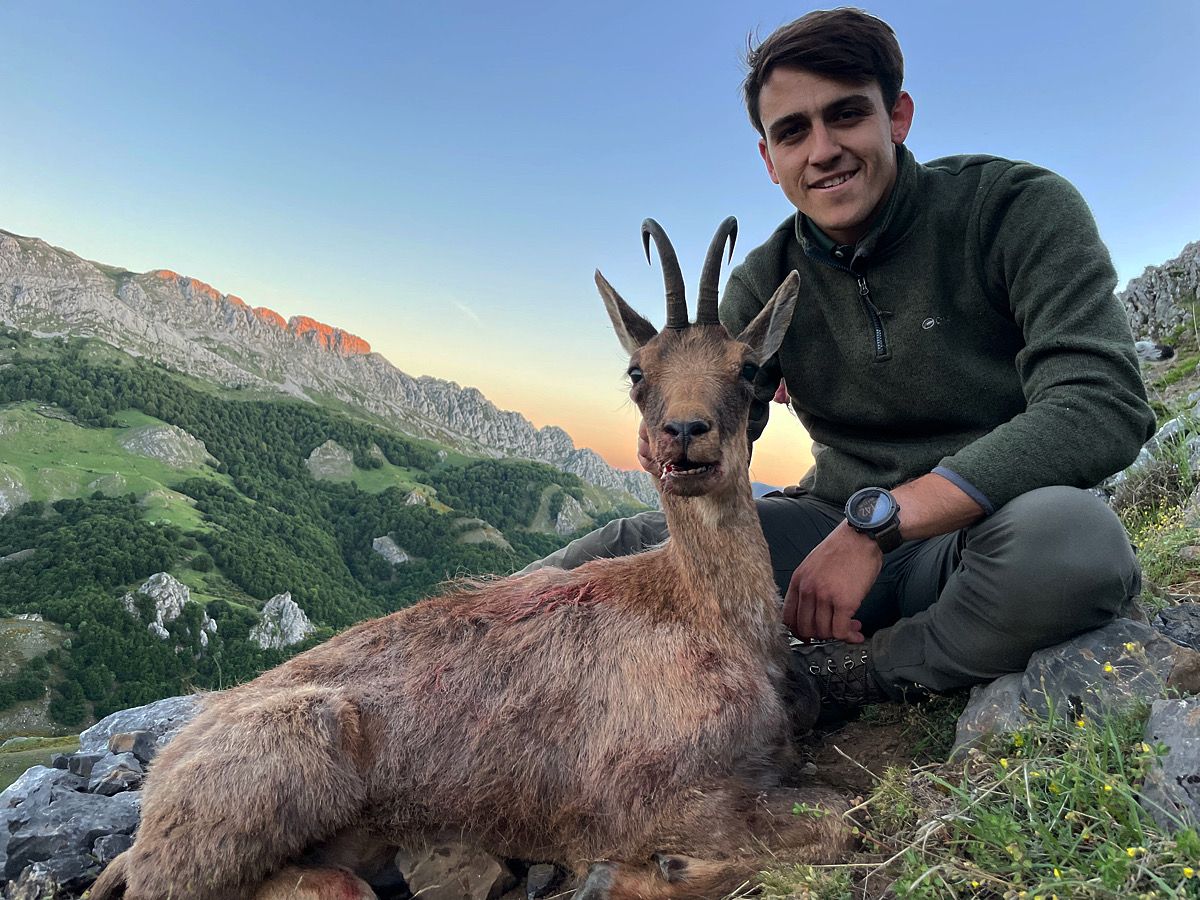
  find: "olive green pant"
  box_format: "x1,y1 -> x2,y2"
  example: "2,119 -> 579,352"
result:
518,486 -> 1141,698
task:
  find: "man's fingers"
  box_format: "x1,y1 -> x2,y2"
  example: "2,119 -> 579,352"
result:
831,607 -> 859,643
782,580 -> 801,636
815,598 -> 835,640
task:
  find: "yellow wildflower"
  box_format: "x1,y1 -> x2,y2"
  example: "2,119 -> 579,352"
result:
1103,662 -> 1114,673
1124,641 -> 1137,652
1184,866 -> 1195,878
1053,868 -> 1062,878
1000,757 -> 1009,768
1076,718 -> 1087,728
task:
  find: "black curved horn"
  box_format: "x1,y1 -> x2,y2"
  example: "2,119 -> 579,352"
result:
696,216 -> 737,325
641,219 -> 688,330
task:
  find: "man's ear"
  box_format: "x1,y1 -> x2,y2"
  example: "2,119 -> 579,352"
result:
596,270 -> 657,355
758,138 -> 781,185
736,271 -> 799,361
890,91 -> 914,144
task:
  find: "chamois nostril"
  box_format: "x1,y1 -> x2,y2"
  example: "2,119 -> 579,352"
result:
664,420 -> 712,440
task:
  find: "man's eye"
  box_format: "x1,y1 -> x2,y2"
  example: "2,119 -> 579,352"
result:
836,109 -> 865,122
628,367 -> 644,384
740,362 -> 759,381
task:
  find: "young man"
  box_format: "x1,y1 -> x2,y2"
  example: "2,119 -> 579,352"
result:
525,9 -> 1155,710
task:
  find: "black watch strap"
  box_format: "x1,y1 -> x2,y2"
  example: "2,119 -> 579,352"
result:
872,520 -> 903,553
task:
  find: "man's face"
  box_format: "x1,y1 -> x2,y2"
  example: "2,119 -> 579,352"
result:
757,67 -> 914,245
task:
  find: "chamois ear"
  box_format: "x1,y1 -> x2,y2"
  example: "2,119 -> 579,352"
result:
736,271 -> 799,361
596,270 -> 658,355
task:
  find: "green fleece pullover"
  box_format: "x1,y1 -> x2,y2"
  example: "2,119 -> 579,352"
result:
719,145 -> 1155,511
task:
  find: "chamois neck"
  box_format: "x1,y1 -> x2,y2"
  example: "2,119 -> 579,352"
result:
658,475 -> 779,634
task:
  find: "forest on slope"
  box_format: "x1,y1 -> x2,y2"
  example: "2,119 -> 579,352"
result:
0,328 -> 645,730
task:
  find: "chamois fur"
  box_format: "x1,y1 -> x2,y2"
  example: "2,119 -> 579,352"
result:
90,220 -> 848,900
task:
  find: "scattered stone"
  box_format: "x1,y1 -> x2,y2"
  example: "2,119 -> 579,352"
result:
405,490 -> 428,506
87,753 -> 143,796
78,695 -> 200,754
4,791 -> 139,881
1140,697 -> 1200,830
952,673 -> 1025,757
4,860 -> 65,899
395,842 -> 517,900
0,768 -> 83,814
372,536 -> 410,566
11,613 -> 40,622
249,592 -> 315,650
92,833 -> 133,866
120,572 -> 191,640
48,755 -> 68,771
525,863 -> 563,899
107,730 -> 158,765
66,754 -> 105,779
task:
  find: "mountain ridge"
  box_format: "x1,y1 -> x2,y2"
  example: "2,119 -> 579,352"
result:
0,229 -> 656,506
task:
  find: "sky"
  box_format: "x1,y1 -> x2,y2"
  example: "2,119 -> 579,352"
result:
2,1 -> 1198,488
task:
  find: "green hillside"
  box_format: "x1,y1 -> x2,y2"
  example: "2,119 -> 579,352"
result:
0,328 -> 647,734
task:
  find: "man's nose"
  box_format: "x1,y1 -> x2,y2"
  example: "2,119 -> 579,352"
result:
808,124 -> 841,167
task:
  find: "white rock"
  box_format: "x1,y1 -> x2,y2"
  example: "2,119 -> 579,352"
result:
305,440 -> 354,479
0,468 -> 31,518
554,494 -> 591,536
119,424 -> 216,469
121,572 -> 192,641
372,536 -> 410,565
249,592 -> 315,649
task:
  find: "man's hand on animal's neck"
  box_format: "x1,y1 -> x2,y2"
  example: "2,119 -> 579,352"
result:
783,473 -> 985,642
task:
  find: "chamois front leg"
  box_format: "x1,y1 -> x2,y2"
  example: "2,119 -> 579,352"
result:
573,786 -> 854,900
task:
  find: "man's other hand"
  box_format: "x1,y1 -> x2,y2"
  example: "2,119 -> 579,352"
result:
637,420 -> 661,478
783,522 -> 880,643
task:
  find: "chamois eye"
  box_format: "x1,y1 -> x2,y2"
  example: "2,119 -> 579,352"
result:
627,367 -> 644,384
740,362 -> 759,382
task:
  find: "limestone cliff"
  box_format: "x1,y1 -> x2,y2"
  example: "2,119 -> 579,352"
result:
0,230 -> 656,506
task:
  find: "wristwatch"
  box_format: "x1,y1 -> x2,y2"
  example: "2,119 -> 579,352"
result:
844,487 -> 903,553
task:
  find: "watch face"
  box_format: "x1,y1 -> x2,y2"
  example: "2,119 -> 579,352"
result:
849,489 -> 894,528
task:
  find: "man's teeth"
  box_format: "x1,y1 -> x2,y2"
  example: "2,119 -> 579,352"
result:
815,172 -> 854,189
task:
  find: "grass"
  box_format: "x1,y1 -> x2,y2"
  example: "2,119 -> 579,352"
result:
0,402 -> 231,519
0,735 -> 80,791
757,706 -> 1200,899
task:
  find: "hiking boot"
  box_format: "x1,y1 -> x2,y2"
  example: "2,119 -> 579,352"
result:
787,637 -> 891,711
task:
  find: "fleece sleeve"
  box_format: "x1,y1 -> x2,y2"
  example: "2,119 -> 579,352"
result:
936,164 -> 1156,508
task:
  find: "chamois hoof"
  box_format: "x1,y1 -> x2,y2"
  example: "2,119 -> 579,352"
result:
574,861 -> 616,900
651,853 -> 689,884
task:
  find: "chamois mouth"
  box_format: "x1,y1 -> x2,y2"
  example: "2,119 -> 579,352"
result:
659,457 -> 723,493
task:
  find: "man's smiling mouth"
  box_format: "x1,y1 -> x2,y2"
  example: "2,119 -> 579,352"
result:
811,170 -> 858,190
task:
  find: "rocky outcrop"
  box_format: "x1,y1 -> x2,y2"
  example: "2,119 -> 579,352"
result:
118,424 -> 216,469
554,494 -> 591,536
0,230 -> 655,507
1119,241 -> 1200,340
454,518 -> 512,551
371,536 -> 410,566
304,439 -> 354,480
0,467 -> 30,518
249,592 -> 315,649
120,573 -> 217,645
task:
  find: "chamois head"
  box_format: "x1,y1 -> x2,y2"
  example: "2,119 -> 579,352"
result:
596,217 -> 799,498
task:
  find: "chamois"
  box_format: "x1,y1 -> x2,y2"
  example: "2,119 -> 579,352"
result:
90,218 -> 849,900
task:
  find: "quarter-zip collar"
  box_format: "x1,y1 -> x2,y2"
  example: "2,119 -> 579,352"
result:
794,144 -> 920,271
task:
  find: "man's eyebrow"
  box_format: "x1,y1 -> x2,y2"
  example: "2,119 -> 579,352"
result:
766,94 -> 877,140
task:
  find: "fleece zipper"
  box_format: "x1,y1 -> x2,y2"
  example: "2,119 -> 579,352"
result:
802,244 -> 892,361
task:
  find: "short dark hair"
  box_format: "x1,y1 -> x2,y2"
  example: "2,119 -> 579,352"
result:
743,8 -> 904,136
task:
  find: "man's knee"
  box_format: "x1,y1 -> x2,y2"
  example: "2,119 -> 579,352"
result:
970,486 -> 1138,627
516,510 -> 669,574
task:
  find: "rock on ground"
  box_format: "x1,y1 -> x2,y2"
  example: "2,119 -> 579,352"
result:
305,439 -> 354,479
1140,697 -> 1200,831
